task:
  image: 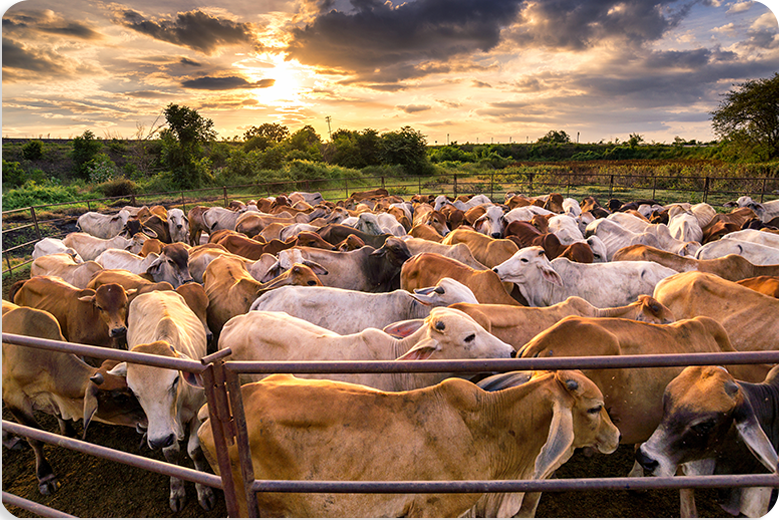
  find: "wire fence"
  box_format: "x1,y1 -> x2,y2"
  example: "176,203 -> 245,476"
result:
2,171 -> 777,276
1,332 -> 778,517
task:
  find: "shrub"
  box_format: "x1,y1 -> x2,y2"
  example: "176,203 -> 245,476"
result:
22,140 -> 44,161
98,178 -> 138,198
2,160 -> 27,187
71,130 -> 103,179
3,181 -> 79,210
87,153 -> 119,183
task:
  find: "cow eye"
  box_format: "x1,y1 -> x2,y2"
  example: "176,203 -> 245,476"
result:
520,258 -> 529,263
464,333 -> 476,343
692,419 -> 715,435
587,405 -> 603,415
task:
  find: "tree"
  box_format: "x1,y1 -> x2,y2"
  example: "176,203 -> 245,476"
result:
628,133 -> 644,148
160,104 -> 216,189
243,123 -> 289,143
537,130 -> 570,144
711,73 -> 778,160
71,130 -> 103,179
381,126 -> 433,175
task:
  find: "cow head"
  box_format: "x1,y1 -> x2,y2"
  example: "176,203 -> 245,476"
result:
412,277 -> 479,307
369,236 -> 412,267
636,366 -> 778,479
146,243 -> 193,288
424,211 -> 450,237
167,208 -> 190,244
633,295 -> 676,324
83,360 -> 146,440
493,246 -> 563,287
122,219 -> 158,239
474,206 -> 506,239
77,283 -> 128,339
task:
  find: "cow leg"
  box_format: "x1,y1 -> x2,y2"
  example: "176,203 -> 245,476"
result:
7,405 -> 60,495
56,417 -> 77,438
162,441 -> 187,512
515,492 -> 543,517
2,430 -> 26,450
187,420 -> 216,511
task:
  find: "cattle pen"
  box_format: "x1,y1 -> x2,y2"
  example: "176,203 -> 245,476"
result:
2,332 -> 777,518
2,168 -> 777,279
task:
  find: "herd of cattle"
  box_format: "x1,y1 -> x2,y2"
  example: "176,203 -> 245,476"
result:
2,188 -> 779,517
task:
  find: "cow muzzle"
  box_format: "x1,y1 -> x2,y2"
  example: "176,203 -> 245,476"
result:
149,433 -> 176,450
634,446 -> 659,474
110,326 -> 128,338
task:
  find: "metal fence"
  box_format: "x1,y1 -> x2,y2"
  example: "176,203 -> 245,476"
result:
2,170 -> 777,277
2,332 -> 777,518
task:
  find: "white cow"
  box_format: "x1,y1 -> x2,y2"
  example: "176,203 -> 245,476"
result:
695,240 -> 779,265
562,198 -> 582,218
32,237 -> 84,263
110,291 -> 214,513
727,197 -> 779,224
547,214 -> 585,244
375,212 -> 407,236
721,229 -> 780,249
62,232 -> 148,261
95,249 -> 159,274
474,205 -> 506,239
503,205 -> 555,224
167,208 -> 189,243
76,210 -> 131,239
249,277 -> 479,334
203,206 -> 256,232
218,306 -> 515,390
492,246 -> 677,308
668,212 -> 703,244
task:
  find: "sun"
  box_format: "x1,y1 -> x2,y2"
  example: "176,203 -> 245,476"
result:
234,53 -> 308,108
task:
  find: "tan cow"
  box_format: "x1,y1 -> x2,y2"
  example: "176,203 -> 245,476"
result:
451,295 -> 675,349
654,271 -> 779,352
197,370 -> 619,517
612,244 -> 779,281
736,275 -> 779,298
31,253 -> 103,289
401,252 -> 521,306
442,228 -> 519,268
203,255 -> 324,335
3,307 -> 145,496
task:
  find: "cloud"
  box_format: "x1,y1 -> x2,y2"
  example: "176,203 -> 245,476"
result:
397,104 -> 432,113
114,9 -> 257,55
181,75 -> 276,90
726,1 -> 754,14
472,79 -> 492,88
285,0 -> 525,80
2,10 -> 103,40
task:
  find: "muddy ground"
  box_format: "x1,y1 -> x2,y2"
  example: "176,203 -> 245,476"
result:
3,407 -> 727,518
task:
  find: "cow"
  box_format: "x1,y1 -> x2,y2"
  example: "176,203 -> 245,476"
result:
451,295 -> 675,349
317,223 -> 394,249
725,197 -> 779,224
95,249 -> 158,275
695,239 -> 779,265
736,275 -> 779,298
402,236 -> 488,270
203,255 -> 326,336
653,271 -> 779,353
62,232 -> 149,261
197,370 -> 619,517
31,253 -> 103,289
471,205 -> 506,238
401,252 -> 521,306
32,237 -> 84,263
289,191 -> 324,206
166,208 -> 189,243
613,244 -> 779,281
334,233 -> 366,251
503,205 -> 555,223
722,229 -> 780,249
187,245 -> 278,284
280,237 -> 411,292
668,211 -> 704,244
110,291 -> 215,512
203,206 -> 252,233
76,210 -> 131,239
3,306 -> 145,496
139,238 -> 165,257
187,206 -> 210,246
442,228 -> 519,268
493,246 -> 677,308
12,276 -> 129,355
636,366 -> 778,518
219,306 -> 515,389
409,223 -> 445,242
249,277 -> 479,334
586,218 -> 697,261
93,243 -> 193,288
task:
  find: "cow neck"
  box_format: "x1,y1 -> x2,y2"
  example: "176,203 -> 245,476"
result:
518,278 -> 557,308
390,325 -> 429,359
739,377 -> 779,451
405,294 -> 430,320
364,250 -> 400,292
54,357 -> 98,420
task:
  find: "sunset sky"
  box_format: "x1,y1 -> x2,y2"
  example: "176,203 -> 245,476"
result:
2,0 -> 778,144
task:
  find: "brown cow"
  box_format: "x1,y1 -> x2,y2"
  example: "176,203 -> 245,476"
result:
612,244 -> 779,282
187,206 -> 210,246
409,223 -> 445,242
334,234 -> 366,251
736,275 -> 779,298
13,276 -> 129,353
401,252 -> 520,306
441,228 -> 518,268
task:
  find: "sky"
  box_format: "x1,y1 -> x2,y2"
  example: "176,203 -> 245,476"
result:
2,0 -> 778,145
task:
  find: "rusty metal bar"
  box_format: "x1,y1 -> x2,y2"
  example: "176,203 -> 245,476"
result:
224,350 -> 778,375
224,367 -> 260,518
1,333 -> 205,373
2,421 -> 223,490
250,474 -> 778,494
200,362 -> 242,518
2,492 -> 77,518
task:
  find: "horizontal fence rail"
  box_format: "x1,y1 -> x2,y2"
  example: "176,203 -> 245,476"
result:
2,329 -> 779,517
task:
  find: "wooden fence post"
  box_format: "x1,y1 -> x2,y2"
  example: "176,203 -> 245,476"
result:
652,175 -> 657,200
453,174 -> 458,198
30,207 -> 42,240
181,192 -> 186,213
130,194 -> 137,206
490,173 -> 495,202
703,177 -> 710,203
6,254 -> 14,274
223,186 -> 228,207
345,178 -> 349,200
609,175 -> 614,198
761,178 -> 767,203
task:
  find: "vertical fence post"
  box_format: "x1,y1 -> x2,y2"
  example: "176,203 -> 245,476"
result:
87,200 -> 92,212
490,173 -> 495,202
181,192 -> 186,213
30,207 -> 42,240
381,176 -> 385,189
6,254 -> 14,274
453,174 -> 458,198
131,194 -> 137,206
761,178 -> 767,203
652,175 -> 657,201
703,177 -> 710,203
223,186 -> 228,207
345,178 -> 349,200
418,176 -> 421,196
609,175 -> 614,199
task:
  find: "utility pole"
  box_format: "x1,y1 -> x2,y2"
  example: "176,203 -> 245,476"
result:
325,116 -> 332,140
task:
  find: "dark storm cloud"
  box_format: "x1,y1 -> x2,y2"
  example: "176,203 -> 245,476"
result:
286,0 -> 525,79
2,11 -> 103,40
181,76 -> 275,90
115,9 -> 256,55
180,57 -> 203,67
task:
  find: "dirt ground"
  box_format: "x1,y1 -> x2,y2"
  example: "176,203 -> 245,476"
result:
3,407 -> 729,518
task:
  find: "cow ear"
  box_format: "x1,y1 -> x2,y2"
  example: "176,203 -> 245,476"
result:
533,399 -> 575,479
369,247 -> 386,257
142,227 -> 158,239
82,379 -> 100,440
733,394 -> 779,472
383,318 -> 425,338
397,338 -> 440,361
540,265 -> 564,286
176,352 -> 204,388
108,362 -> 128,378
77,289 -> 96,303
302,260 -> 328,276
